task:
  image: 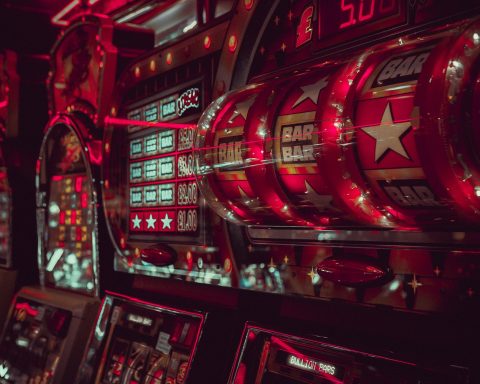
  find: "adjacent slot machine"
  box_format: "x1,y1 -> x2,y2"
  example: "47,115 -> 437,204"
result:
0,15 -> 152,384
197,0 -> 479,382
77,2 -> 242,382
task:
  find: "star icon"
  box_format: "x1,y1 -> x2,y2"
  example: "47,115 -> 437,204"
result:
292,76 -> 329,108
433,266 -> 441,277
283,255 -> 289,264
287,10 -> 293,21
146,214 -> 156,229
307,267 -> 317,283
303,181 -> 338,212
132,214 -> 142,229
161,213 -> 173,229
280,42 -> 287,52
229,96 -> 255,122
361,102 -> 411,162
408,274 -> 423,295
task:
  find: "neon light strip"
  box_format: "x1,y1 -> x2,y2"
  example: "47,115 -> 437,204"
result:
51,0 -> 80,26
129,150 -> 194,163
128,177 -> 196,187
105,117 -> 196,130
130,205 -> 199,211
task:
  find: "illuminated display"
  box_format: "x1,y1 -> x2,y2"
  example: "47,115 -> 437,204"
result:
318,0 -> 401,40
77,295 -> 204,384
47,173 -> 94,291
0,298 -> 72,384
127,101 -> 200,238
282,351 -> 343,379
38,123 -> 99,294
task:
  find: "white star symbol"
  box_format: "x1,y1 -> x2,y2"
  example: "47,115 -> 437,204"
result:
229,96 -> 255,122
146,214 -> 156,229
303,181 -> 338,212
292,76 -> 329,108
408,274 -> 423,295
161,213 -> 173,229
132,214 -> 141,229
361,102 -> 411,162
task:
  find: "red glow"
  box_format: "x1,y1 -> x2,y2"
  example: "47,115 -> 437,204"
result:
228,35 -> 238,53
166,52 -> 173,65
59,211 -> 66,225
76,226 -> 82,241
203,35 -> 212,49
81,192 -> 88,208
105,116 -> 196,130
244,0 -> 254,10
71,209 -> 77,225
87,141 -> 103,165
75,176 -> 83,193
0,100 -> 7,109
15,302 -> 39,317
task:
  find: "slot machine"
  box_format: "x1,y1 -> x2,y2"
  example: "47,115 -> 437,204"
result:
201,0 -> 480,382
0,14 -> 152,384
77,0 -> 480,383
76,2 -> 244,383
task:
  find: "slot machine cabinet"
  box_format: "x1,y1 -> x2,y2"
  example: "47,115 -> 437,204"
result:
229,325 -> 469,384
78,4 -> 243,382
194,0 -> 480,382
103,18 -> 233,284
75,293 -> 204,384
0,14 -> 153,384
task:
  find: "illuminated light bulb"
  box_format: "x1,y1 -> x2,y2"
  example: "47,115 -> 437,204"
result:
228,35 -> 238,53
104,179 -> 109,189
473,32 -> 480,45
475,186 -> 480,197
186,251 -> 192,261
166,52 -> 173,65
110,107 -> 116,116
120,237 -> 126,249
134,66 -> 141,78
244,0 -> 254,10
134,248 -> 141,257
203,35 -> 212,49
223,258 -> 232,273
104,143 -> 110,153
149,59 -> 156,72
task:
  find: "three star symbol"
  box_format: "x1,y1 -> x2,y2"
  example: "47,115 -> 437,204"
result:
292,77 -> 329,108
361,102 -> 411,162
161,213 -> 173,229
132,214 -> 142,229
